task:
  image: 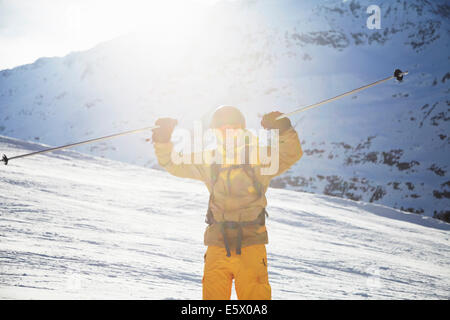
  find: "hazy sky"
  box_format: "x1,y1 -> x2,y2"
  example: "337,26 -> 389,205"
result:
0,0 -> 218,70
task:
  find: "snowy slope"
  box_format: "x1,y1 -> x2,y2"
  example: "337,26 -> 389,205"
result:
0,2 -> 449,217
0,136 -> 449,299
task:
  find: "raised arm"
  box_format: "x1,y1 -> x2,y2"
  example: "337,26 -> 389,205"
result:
259,111 -> 303,182
152,118 -> 207,182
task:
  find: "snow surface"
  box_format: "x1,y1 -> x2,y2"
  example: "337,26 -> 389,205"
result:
0,136 -> 449,299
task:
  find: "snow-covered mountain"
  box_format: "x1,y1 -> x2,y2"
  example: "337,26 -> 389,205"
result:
0,0 -> 449,221
0,135 -> 449,299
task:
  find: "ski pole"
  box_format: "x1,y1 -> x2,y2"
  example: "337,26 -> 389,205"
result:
1,125 -> 159,165
276,69 -> 408,120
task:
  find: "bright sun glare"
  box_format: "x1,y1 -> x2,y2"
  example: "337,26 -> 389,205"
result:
0,0 -> 216,70
66,0 -> 210,51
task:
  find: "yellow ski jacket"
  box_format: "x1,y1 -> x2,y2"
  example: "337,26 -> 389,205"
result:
153,128 -> 302,250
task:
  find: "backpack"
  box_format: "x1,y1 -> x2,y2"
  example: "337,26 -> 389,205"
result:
205,163 -> 268,257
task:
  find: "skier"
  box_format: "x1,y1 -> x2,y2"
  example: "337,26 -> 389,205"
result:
151,106 -> 302,300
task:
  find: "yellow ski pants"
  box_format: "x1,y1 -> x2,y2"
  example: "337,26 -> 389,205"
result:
202,244 -> 271,300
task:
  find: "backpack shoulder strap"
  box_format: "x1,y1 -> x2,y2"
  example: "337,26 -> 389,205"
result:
205,162 -> 221,225
209,163 -> 221,189
242,164 -> 263,198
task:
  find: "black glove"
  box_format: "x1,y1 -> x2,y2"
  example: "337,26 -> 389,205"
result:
152,118 -> 178,143
261,111 -> 292,134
